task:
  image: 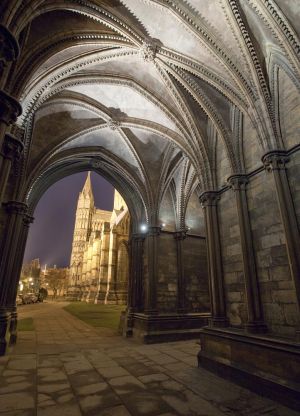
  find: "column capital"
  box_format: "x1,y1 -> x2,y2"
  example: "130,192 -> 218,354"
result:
131,233 -> 146,242
0,25 -> 20,71
23,214 -> 34,227
199,191 -> 220,207
174,230 -> 187,241
147,226 -> 161,236
4,200 -> 28,215
0,90 -> 22,125
262,150 -> 289,171
227,174 -> 249,190
1,133 -> 23,161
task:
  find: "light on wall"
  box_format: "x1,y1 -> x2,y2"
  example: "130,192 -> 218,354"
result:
140,224 -> 148,232
161,223 -> 166,228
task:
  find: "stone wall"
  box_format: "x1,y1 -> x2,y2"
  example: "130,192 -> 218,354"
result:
157,232 -> 178,313
218,190 -> 247,327
247,170 -> 299,337
183,235 -> 209,313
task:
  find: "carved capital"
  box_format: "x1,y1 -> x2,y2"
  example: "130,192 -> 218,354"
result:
23,214 -> 34,227
4,200 -> 28,216
227,174 -> 248,191
0,90 -> 22,125
2,133 -> 23,161
148,226 -> 161,236
174,230 -> 187,241
139,39 -> 157,62
262,150 -> 289,171
0,25 -> 19,73
131,233 -> 146,243
199,191 -> 220,207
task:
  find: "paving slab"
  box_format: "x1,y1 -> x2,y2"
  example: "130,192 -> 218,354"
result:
0,302 -> 296,416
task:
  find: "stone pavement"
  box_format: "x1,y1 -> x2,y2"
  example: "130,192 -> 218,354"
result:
0,302 -> 298,416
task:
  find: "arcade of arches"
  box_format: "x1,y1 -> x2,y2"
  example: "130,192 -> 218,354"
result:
0,0 -> 299,409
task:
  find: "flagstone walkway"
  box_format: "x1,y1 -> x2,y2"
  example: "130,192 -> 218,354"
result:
0,302 -> 298,416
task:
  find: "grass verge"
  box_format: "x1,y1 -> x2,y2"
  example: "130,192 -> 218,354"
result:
18,317 -> 34,331
63,302 -> 124,331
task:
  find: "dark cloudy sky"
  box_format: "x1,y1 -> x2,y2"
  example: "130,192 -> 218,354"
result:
24,172 -> 114,268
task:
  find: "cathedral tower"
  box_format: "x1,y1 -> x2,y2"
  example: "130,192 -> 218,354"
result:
69,172 -> 95,283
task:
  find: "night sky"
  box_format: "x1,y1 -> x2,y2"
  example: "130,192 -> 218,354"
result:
24,172 -> 114,268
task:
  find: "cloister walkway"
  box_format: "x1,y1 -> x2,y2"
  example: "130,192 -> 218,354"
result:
0,302 -> 297,416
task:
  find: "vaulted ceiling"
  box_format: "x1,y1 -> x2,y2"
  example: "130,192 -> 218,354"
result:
2,0 -> 299,230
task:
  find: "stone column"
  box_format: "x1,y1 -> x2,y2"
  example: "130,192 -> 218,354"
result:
199,192 -> 228,327
0,133 -> 23,205
95,224 -> 110,303
262,150 -> 300,313
174,230 -> 187,314
0,200 -> 27,355
228,174 -> 267,333
144,226 -> 160,315
0,90 -> 22,152
0,24 -> 20,89
9,214 -> 34,344
105,229 -> 118,303
128,233 -> 145,312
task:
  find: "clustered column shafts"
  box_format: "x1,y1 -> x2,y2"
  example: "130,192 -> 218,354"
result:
9,213 -> 34,344
263,151 -> 300,318
174,230 -> 187,314
95,225 -> 110,303
145,226 -> 160,315
0,133 -> 23,205
0,24 -> 22,144
0,200 -> 28,354
128,233 -> 145,312
228,174 -> 267,333
200,191 -> 228,327
105,228 -> 118,303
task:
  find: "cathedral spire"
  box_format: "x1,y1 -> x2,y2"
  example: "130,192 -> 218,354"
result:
81,171 -> 93,199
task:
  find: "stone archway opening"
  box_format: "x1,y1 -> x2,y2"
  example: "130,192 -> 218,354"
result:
7,164 -> 140,353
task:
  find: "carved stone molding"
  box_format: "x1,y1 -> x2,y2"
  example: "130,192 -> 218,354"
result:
227,174 -> 248,190
4,201 -> 28,216
0,25 -> 19,74
147,226 -> 161,236
0,90 -> 22,125
107,119 -> 120,130
23,214 -> 34,227
139,39 -> 157,62
1,133 -> 24,161
174,230 -> 187,241
199,191 -> 220,207
262,150 -> 289,171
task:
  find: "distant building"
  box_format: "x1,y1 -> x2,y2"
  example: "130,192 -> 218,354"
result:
20,259 -> 41,293
68,172 -> 130,304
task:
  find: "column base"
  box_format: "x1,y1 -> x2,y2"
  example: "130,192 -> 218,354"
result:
9,308 -> 18,345
122,312 -> 210,343
0,310 -> 11,356
198,326 -> 300,411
